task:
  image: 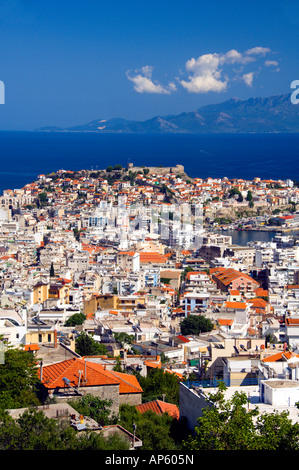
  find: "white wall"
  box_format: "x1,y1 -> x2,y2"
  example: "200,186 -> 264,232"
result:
262,380 -> 299,407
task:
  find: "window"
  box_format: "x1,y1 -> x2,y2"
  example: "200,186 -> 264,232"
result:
48,334 -> 51,342
38,334 -> 42,342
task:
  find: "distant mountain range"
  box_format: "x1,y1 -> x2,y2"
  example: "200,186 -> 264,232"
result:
38,93 -> 299,134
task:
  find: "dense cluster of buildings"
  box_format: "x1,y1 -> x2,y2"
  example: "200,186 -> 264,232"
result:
2,163 -> 299,439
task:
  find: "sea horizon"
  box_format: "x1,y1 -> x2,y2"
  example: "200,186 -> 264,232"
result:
0,131 -> 299,196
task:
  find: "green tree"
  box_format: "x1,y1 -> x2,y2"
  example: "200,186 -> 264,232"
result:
73,228 -> 81,241
69,394 -> 116,426
64,312 -> 86,327
180,315 -> 214,336
75,332 -> 108,356
255,410 -> 299,450
181,266 -> 194,281
119,404 -> 185,450
50,262 -> 55,278
183,382 -> 299,451
0,348 -> 41,410
246,190 -> 253,202
229,187 -> 241,198
135,368 -> 181,405
113,332 -> 134,347
0,409 -> 129,450
38,192 -> 48,205
113,356 -> 124,372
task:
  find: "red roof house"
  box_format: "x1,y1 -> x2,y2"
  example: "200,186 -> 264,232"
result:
135,400 -> 179,419
39,357 -> 143,415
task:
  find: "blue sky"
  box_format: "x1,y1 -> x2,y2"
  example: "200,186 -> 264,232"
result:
0,0 -> 298,130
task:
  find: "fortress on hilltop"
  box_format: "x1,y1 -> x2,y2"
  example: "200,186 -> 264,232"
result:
126,162 -> 185,175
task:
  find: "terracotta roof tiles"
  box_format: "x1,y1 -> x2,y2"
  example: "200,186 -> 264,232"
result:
135,400 -> 179,419
39,358 -> 142,394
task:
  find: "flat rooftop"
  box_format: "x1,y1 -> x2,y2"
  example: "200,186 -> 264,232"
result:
196,382 -> 299,424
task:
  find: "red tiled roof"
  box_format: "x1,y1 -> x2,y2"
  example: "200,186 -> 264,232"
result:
135,400 -> 179,419
255,287 -> 268,296
224,301 -> 247,310
248,298 -> 268,308
262,351 -> 299,363
107,370 -> 143,394
176,335 -> 190,343
218,319 -> 234,326
139,252 -> 168,263
213,268 -> 259,286
39,358 -> 142,394
24,344 -> 40,351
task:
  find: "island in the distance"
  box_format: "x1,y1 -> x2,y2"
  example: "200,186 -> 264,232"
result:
36,93 -> 299,134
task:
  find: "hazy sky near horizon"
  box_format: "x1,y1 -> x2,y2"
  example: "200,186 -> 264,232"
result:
0,0 -> 298,130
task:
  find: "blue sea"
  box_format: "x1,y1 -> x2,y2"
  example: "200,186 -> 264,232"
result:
0,131 -> 299,195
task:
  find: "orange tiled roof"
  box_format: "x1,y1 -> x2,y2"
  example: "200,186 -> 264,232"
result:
255,287 -> 268,296
135,400 -> 179,419
144,356 -> 162,369
24,344 -> 40,351
139,252 -> 167,263
106,370 -> 143,394
164,369 -> 184,379
213,268 -> 259,286
224,301 -> 247,310
262,351 -> 299,363
218,319 -> 234,326
39,358 -> 142,394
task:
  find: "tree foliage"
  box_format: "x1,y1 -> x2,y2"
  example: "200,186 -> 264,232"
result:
182,382 -> 299,451
49,262 -> 55,278
0,348 -> 41,410
64,312 -> 86,327
0,409 -> 129,450
246,190 -> 253,201
119,404 -> 188,450
113,332 -> 134,347
180,315 -> 214,336
134,368 -> 181,405
75,332 -> 108,356
69,394 -> 117,426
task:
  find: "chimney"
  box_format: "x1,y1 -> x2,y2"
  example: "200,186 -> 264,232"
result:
54,329 -> 58,348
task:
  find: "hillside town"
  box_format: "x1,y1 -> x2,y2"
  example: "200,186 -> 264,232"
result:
2,162 -> 299,447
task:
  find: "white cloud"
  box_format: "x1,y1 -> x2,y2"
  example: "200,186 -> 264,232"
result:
127,46 -> 275,95
242,72 -> 254,87
220,49 -> 255,65
178,49 -> 255,94
265,60 -> 279,67
179,53 -> 228,93
245,47 -> 271,56
126,66 -> 176,94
